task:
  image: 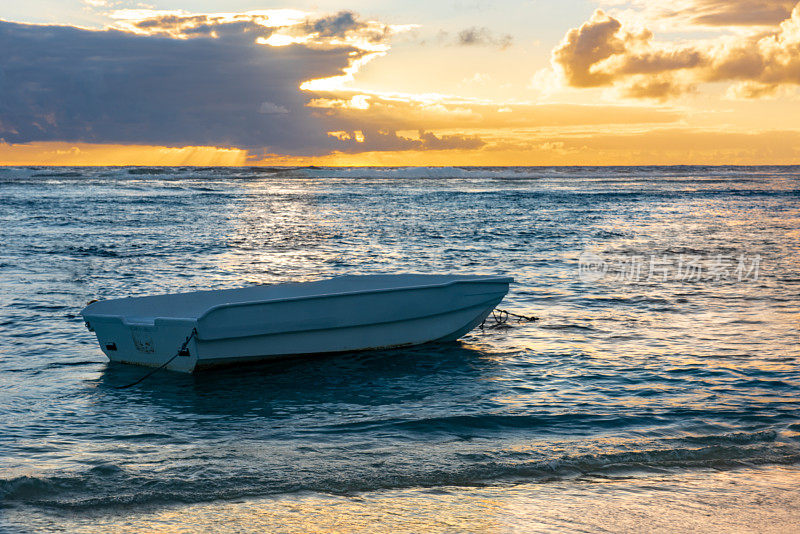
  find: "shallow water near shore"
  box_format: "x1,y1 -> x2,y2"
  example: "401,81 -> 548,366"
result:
5,466 -> 800,533
1,166 -> 798,531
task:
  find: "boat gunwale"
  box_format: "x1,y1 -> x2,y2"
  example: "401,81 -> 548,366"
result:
81,276 -> 514,323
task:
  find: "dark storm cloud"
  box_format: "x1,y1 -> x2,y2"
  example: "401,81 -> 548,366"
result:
0,20 -> 358,154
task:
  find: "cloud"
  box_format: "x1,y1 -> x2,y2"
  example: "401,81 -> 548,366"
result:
258,102 -> 290,114
551,11 -> 629,87
328,129 -> 485,152
252,127 -> 800,165
687,0 -> 798,26
550,4 -> 800,99
110,11 -> 280,39
0,12 -> 435,156
301,11 -> 368,39
456,27 -> 513,49
619,76 -> 694,99
552,10 -> 706,92
725,80 -> 783,98
600,0 -> 798,27
307,91 -> 682,130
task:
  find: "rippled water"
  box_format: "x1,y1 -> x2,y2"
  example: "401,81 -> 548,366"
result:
1,166 -> 799,532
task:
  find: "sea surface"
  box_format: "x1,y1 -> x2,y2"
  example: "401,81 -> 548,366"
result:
0,166 -> 798,532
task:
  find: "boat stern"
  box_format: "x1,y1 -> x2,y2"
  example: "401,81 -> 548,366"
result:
82,312 -> 199,373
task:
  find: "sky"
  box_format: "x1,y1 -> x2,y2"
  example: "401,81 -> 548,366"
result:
1,0 -> 800,165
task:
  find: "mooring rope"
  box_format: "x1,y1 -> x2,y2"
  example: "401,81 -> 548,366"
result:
481,308 -> 538,329
112,328 -> 197,390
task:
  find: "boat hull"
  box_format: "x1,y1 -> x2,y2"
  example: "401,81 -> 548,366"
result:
82,275 -> 511,373
194,297 -> 501,370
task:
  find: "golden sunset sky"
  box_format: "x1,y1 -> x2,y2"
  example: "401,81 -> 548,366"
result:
1,0 -> 800,165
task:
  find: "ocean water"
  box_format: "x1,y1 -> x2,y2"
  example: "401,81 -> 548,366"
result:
0,165 -> 798,532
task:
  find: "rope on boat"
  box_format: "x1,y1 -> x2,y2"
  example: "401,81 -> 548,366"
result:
481,308 -> 538,329
112,328 -> 197,390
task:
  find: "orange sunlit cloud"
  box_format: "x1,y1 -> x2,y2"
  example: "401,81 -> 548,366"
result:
548,5 -> 800,100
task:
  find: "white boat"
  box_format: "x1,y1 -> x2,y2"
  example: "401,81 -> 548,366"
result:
81,274 -> 513,373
